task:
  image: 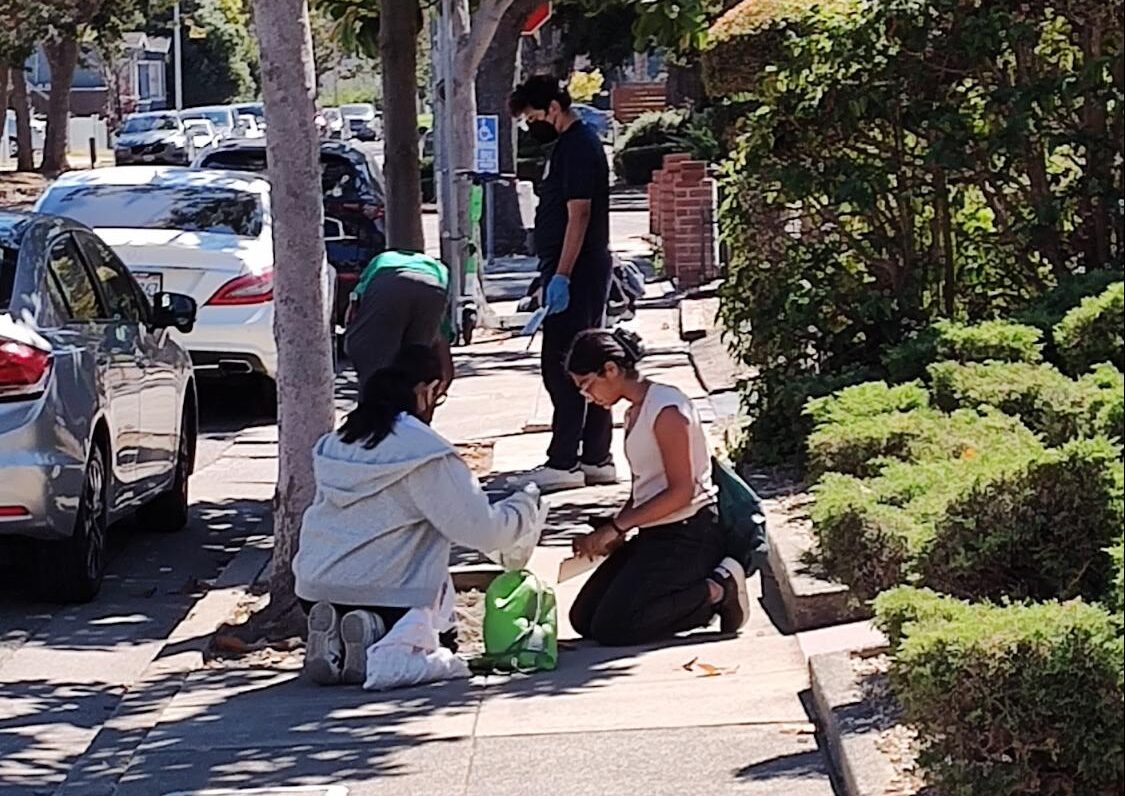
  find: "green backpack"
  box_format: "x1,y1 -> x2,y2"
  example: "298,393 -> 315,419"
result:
473,569 -> 558,674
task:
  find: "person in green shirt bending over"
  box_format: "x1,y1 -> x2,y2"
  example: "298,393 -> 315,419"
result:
344,250 -> 455,392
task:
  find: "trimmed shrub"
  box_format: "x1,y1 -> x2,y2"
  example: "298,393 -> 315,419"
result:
928,360 -> 1088,446
807,403 -> 1040,479
872,586 -> 970,651
1054,281 -> 1124,375
1108,540 -> 1124,619
615,144 -> 682,186
884,320 -> 1044,382
1019,269 -> 1124,334
889,599 -> 1125,794
805,380 -> 929,426
920,438 -> 1125,603
1078,363 -> 1125,443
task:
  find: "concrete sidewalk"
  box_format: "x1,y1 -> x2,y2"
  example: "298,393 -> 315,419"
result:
64,288 -> 839,796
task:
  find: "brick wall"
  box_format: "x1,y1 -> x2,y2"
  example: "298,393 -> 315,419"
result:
610,82 -> 667,124
649,153 -> 718,289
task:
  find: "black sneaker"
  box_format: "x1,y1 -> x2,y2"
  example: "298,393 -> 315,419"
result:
712,557 -> 750,633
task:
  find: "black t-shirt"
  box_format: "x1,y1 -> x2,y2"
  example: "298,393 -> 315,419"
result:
534,119 -> 610,287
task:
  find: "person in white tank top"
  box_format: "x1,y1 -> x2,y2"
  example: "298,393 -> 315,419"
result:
564,329 -> 750,646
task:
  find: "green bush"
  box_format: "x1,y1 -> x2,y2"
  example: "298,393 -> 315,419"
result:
1018,269 -> 1124,334
920,438 -> 1125,603
927,360 -> 1091,446
1078,363 -> 1125,443
1054,281 -> 1125,375
888,598 -> 1124,795
884,320 -> 1045,382
805,380 -> 929,426
872,586 -> 970,651
614,109 -> 686,152
1108,540 -> 1124,620
812,431 -> 1045,599
807,405 -> 1040,479
615,143 -> 683,186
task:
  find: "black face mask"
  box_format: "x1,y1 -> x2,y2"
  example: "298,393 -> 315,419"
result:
528,120 -> 558,145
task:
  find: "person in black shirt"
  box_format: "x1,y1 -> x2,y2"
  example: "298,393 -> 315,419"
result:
508,75 -> 615,493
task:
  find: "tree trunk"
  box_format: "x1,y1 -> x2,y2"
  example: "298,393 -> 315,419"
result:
251,0 -> 335,608
41,36 -> 79,175
10,67 -> 36,172
380,0 -> 425,251
476,0 -> 539,256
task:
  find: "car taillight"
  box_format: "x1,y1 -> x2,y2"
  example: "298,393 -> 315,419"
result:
207,271 -> 274,306
0,338 -> 52,398
362,204 -> 385,220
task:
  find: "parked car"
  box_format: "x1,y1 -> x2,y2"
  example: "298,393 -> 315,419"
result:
194,138 -> 386,326
182,118 -> 219,152
321,107 -> 345,139
237,114 -> 265,139
180,106 -> 238,142
0,210 -> 198,602
572,103 -> 615,143
5,109 -> 47,157
339,103 -> 380,142
234,102 -> 266,130
35,167 -> 330,400
114,112 -> 195,166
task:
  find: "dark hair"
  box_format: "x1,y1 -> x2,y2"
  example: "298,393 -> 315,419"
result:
338,344 -> 443,448
509,75 -> 572,116
566,328 -> 646,377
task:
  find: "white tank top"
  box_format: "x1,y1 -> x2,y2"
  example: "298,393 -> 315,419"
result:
624,382 -> 716,528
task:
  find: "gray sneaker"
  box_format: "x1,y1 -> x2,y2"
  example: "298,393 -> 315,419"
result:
581,460 -> 619,486
305,601 -> 344,685
712,557 -> 750,633
506,465 -> 586,494
340,609 -> 387,685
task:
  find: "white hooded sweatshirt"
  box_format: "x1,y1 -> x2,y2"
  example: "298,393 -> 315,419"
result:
293,414 -> 544,608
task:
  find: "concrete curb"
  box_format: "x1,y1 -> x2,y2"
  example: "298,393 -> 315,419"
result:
809,650 -> 897,796
53,536 -> 273,795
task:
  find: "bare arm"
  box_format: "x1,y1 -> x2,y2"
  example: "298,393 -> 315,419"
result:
614,406 -> 695,530
555,198 -> 591,278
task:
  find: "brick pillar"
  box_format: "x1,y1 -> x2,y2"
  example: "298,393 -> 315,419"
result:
661,158 -> 717,289
659,153 -> 691,280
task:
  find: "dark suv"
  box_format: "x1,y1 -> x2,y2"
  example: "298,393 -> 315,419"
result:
193,138 -> 387,325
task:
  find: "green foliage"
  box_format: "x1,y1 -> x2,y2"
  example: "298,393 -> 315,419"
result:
872,586 -> 969,651
805,380 -> 929,427
1018,269 -> 1124,335
1108,540 -> 1124,621
179,0 -> 258,105
888,598 -> 1124,794
1054,282 -> 1125,376
927,361 -> 1092,446
1078,364 -> 1125,443
920,438 -> 1125,603
614,109 -> 687,153
884,320 -> 1044,383
718,0 -> 1125,469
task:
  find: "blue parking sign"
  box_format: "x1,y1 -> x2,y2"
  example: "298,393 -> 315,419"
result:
475,115 -> 499,174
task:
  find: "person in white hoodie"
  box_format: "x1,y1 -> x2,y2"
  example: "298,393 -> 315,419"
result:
293,345 -> 545,685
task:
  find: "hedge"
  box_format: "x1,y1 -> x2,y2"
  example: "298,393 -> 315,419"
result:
1054,281 -> 1124,375
807,403 -> 1040,479
884,319 -> 1044,382
875,592 -> 1124,795
919,438 -> 1124,603
927,360 -> 1093,446
1109,540 -> 1124,620
1018,269 -> 1123,334
615,143 -> 683,186
1078,363 -> 1125,443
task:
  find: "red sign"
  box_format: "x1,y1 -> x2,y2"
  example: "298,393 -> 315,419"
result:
522,2 -> 551,35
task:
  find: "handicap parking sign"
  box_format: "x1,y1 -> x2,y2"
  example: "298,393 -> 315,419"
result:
475,115 -> 499,174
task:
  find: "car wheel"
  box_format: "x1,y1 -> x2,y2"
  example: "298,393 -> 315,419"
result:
138,403 -> 195,533
42,445 -> 109,603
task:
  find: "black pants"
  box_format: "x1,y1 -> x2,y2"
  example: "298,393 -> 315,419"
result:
541,269 -> 612,471
299,599 -> 458,653
570,507 -> 725,646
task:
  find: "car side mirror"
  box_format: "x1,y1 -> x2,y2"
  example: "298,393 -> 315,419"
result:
151,291 -> 197,334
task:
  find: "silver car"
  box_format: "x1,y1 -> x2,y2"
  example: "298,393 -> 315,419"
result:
0,211 -> 199,602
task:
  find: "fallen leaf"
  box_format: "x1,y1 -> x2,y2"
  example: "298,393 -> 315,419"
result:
695,662 -> 739,677
212,634 -> 249,654
682,656 -> 699,671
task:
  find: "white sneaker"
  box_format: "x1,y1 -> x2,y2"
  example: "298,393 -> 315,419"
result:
712,557 -> 750,633
340,609 -> 387,685
507,465 -> 586,494
305,602 -> 344,685
581,461 -> 618,486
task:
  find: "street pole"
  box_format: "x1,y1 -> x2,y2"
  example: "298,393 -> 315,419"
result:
434,0 -> 461,339
173,1 -> 183,110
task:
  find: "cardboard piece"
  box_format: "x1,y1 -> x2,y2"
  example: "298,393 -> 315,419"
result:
558,554 -> 601,583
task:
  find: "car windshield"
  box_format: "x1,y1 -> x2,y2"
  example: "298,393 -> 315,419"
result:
236,104 -> 264,120
122,115 -> 179,134
183,109 -> 232,129
39,184 -> 263,237
340,104 -> 374,120
200,149 -> 267,172
184,120 -> 211,132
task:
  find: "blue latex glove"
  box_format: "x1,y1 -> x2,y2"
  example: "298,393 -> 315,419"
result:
545,274 -> 571,315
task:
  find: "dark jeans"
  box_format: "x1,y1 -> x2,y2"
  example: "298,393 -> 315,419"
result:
541,267 -> 612,471
344,269 -> 447,390
570,507 -> 724,646
299,599 -> 458,653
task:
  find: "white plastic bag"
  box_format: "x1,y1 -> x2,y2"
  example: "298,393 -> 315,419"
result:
486,483 -> 548,571
362,607 -> 470,692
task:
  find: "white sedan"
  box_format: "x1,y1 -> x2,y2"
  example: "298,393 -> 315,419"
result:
36,167 -> 332,401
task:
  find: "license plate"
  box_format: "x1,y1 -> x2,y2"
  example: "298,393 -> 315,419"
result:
134,272 -> 162,300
